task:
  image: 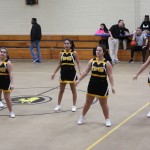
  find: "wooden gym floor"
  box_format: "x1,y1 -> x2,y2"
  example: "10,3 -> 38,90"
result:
0,59 -> 150,150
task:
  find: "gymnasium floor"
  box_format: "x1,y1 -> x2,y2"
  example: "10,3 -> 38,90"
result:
0,59 -> 150,150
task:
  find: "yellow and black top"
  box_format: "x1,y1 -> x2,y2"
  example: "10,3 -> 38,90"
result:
60,50 -> 77,83
0,58 -> 9,76
87,57 -> 108,98
60,49 -> 75,66
0,58 -> 12,92
91,57 -> 107,78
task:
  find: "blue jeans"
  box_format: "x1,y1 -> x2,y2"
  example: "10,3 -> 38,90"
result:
29,40 -> 42,62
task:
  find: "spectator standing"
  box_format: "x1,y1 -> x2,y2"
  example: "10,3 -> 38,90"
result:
129,27 -> 148,63
108,20 -> 124,63
29,18 -> 42,63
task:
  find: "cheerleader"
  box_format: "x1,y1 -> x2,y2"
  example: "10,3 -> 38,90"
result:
51,39 -> 81,112
0,47 -> 15,118
133,55 -> 150,117
76,45 -> 115,127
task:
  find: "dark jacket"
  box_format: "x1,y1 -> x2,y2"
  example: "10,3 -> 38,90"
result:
30,23 -> 42,41
109,24 -> 121,39
140,21 -> 150,31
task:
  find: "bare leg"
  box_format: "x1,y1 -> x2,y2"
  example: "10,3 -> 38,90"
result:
99,98 -> 109,119
57,83 -> 66,105
82,95 -> 95,116
3,92 -> 13,112
69,83 -> 77,106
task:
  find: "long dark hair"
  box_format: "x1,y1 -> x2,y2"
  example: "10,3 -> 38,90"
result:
100,23 -> 108,33
93,45 -> 106,56
64,39 -> 75,51
93,45 -> 112,65
0,47 -> 10,60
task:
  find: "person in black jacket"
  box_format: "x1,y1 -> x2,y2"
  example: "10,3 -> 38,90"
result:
119,23 -> 131,50
140,15 -> 150,34
108,20 -> 124,63
29,18 -> 42,63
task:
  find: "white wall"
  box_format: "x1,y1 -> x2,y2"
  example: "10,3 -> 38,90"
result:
0,0 -> 149,35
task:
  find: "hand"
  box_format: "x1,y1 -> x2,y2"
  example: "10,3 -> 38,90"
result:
142,45 -> 146,49
75,80 -> 80,86
112,88 -> 115,94
111,37 -> 113,40
133,75 -> 138,80
51,73 -> 55,80
10,85 -> 14,90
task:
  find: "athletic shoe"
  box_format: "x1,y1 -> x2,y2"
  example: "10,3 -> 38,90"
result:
77,115 -> 86,125
105,119 -> 111,127
147,111 -> 150,118
54,105 -> 61,111
114,59 -> 120,63
0,101 -> 4,108
129,59 -> 134,64
9,112 -> 15,118
33,59 -> 38,63
112,59 -> 120,64
36,60 -> 42,63
71,106 -> 77,112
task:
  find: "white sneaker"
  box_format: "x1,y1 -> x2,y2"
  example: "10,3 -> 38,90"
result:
33,58 -> 38,63
77,115 -> 86,125
54,105 -> 61,111
72,106 -> 77,112
9,112 -> 15,118
114,59 -> 120,63
147,111 -> 150,118
0,101 -> 4,108
105,119 -> 111,127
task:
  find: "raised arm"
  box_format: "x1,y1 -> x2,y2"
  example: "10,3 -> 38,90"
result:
133,56 -> 150,80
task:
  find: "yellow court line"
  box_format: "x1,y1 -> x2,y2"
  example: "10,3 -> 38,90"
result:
86,102 -> 150,150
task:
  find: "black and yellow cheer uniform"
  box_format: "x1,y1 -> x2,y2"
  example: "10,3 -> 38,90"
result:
0,58 -> 12,92
87,58 -> 108,98
60,49 -> 77,83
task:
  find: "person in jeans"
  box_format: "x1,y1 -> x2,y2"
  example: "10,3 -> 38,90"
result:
29,18 -> 42,63
108,20 -> 124,63
129,27 -> 148,63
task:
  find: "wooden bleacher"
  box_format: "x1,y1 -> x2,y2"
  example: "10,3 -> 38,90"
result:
0,35 -> 148,61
